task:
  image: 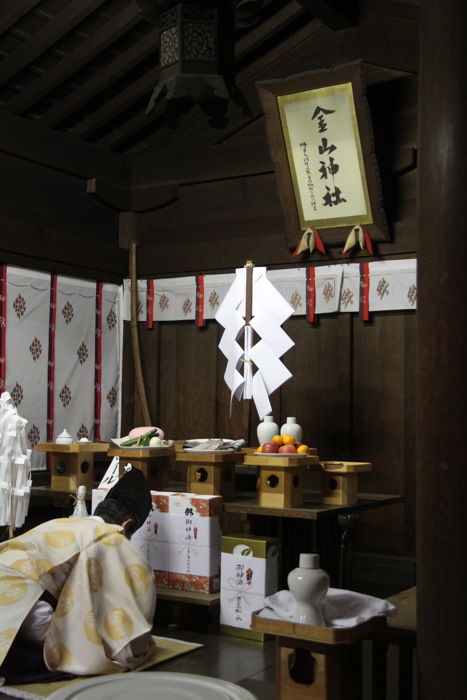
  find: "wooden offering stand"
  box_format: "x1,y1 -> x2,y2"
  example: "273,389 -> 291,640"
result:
252,612 -> 386,700
107,444 -> 174,491
320,461 -> 372,506
36,442 -> 109,492
175,445 -> 240,500
243,451 -> 320,508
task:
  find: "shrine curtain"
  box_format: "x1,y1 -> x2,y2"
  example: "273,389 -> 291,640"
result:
1,266 -> 121,469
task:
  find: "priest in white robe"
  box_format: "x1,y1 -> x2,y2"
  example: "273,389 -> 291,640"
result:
0,467 -> 156,679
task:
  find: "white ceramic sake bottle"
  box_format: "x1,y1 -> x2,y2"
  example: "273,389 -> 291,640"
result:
70,485 -> 89,518
287,553 -> 329,626
257,415 -> 279,445
280,417 -> 303,443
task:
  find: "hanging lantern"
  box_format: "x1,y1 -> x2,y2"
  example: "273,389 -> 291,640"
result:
146,0 -> 250,128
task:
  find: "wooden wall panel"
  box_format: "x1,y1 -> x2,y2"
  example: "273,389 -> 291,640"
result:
351,312 -> 416,552
157,322 -> 218,439
279,316 -> 351,459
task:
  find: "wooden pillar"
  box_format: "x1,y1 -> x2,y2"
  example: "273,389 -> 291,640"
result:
417,0 -> 467,697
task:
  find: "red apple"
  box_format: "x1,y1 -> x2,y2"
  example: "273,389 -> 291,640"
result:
278,444 -> 297,453
262,442 -> 279,453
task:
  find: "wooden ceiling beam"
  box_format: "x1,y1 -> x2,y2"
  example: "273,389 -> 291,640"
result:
132,140 -> 274,188
41,27 -> 159,128
96,109 -> 156,151
0,0 -> 108,87
0,108 -> 130,184
360,0 -> 420,21
70,67 -> 159,139
0,0 -> 41,35
235,2 -> 306,57
6,2 -> 144,115
87,177 -> 179,212
295,0 -> 359,29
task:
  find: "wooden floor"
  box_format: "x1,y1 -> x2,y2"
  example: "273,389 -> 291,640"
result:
0,629 -> 412,700
146,625 -> 412,700
152,627 -> 277,700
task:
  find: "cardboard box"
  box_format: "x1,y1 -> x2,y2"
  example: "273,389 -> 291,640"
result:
220,534 -> 280,640
166,492 -> 222,593
91,489 -> 222,593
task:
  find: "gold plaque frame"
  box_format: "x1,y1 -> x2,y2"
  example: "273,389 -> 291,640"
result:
257,62 -> 388,248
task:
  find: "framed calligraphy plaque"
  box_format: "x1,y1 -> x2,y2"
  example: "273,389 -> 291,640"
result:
257,62 -> 388,249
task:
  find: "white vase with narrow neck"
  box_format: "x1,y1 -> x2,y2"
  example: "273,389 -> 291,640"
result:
280,417 -> 303,443
287,553 -> 329,626
257,416 -> 279,445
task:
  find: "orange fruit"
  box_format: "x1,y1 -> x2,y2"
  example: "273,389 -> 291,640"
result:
271,434 -> 283,446
282,434 -> 295,445
297,444 -> 309,454
257,445 -> 262,452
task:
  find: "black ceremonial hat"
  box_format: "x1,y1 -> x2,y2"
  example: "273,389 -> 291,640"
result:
104,466 -> 152,527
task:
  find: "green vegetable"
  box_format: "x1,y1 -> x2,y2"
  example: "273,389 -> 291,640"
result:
120,428 -> 158,448
119,436 -> 138,446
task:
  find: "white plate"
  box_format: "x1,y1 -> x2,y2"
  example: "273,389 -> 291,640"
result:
48,671 -> 258,700
183,448 -> 235,453
254,451 -> 309,457
185,438 -> 233,445
111,438 -> 174,449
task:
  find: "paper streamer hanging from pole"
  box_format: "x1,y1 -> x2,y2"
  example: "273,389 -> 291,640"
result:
216,261 -> 295,419
0,391 -> 32,536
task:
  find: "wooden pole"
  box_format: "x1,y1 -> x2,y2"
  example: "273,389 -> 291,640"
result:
417,0 -> 467,696
244,259 -> 254,324
129,242 -> 152,426
243,260 -> 254,441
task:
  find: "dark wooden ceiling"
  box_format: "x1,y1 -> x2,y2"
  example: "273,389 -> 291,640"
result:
0,0 -> 368,159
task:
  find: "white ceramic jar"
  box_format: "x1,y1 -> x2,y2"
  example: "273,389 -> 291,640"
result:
280,417 -> 303,443
56,429 -> 73,445
256,415 -> 279,445
287,553 -> 329,626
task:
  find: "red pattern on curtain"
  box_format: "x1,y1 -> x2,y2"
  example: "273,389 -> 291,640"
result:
94,281 -> 103,441
47,274 -> 57,443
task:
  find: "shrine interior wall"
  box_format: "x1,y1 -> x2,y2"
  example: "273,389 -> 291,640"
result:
0,2 -> 419,578
121,4 -> 419,569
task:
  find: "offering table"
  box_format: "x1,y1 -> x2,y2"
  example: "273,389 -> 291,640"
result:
175,448 -> 241,500
251,612 -> 386,700
242,450 -> 320,508
320,461 -> 372,505
107,444 -> 174,491
36,442 -> 109,492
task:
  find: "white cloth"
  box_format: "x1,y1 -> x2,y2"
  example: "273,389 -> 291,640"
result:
19,600 -> 54,643
259,587 -> 396,628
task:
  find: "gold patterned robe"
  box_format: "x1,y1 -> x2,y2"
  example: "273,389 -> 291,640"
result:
0,517 -> 156,675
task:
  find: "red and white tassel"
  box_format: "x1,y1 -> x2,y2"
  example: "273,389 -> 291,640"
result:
342,224 -> 373,256
292,228 -> 326,257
